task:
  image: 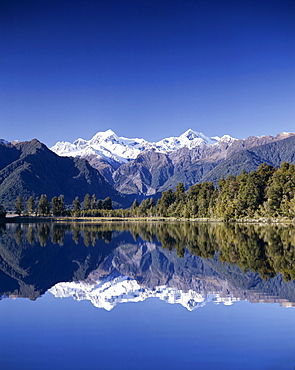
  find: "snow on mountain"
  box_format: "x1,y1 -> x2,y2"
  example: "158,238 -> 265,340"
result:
216,134 -> 237,144
49,272 -> 239,311
153,129 -> 219,151
50,129 -> 236,164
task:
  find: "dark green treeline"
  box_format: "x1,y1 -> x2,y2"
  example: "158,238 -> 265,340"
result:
13,194 -> 114,217
8,162 -> 295,220
129,162 -> 295,220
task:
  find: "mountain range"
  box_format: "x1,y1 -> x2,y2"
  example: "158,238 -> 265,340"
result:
51,129 -> 295,196
1,129 -> 295,208
51,129 -> 234,163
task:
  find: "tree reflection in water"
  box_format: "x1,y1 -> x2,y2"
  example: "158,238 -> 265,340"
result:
1,221 -> 295,303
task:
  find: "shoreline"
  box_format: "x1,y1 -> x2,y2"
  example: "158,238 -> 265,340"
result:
1,215 -> 295,225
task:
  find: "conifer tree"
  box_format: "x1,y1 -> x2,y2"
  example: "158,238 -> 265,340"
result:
131,199 -> 139,210
157,189 -> 176,216
103,197 -> 113,210
175,183 -> 185,201
73,196 -> 81,213
58,195 -> 66,215
91,194 -> 97,210
84,194 -> 91,210
27,196 -> 35,215
51,195 -> 65,216
15,196 -> 24,216
38,194 -> 50,216
51,196 -> 59,216
139,198 -> 155,216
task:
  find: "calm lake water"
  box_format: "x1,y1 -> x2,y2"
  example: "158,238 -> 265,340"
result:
1,221 -> 295,370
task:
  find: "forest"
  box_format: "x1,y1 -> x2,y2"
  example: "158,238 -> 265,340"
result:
5,162 -> 295,221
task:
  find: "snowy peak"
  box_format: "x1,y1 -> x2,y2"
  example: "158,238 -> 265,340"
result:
216,134 -> 237,144
153,130 -> 217,152
50,129 -> 236,164
90,129 -> 119,145
73,138 -> 87,147
180,129 -> 217,144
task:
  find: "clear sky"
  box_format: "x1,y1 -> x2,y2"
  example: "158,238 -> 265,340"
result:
1,0 -> 294,147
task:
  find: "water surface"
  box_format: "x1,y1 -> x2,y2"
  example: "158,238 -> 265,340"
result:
1,222 -> 295,369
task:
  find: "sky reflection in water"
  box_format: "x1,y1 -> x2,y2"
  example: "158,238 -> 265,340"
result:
0,222 -> 295,370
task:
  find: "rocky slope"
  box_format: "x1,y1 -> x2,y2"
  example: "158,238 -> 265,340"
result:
51,129 -> 236,194
113,132 -> 295,194
0,139 -> 130,208
203,133 -> 295,184
51,129 -> 295,195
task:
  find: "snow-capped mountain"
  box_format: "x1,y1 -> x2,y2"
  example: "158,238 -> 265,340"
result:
49,271 -> 239,311
50,129 -> 236,164
49,129 -> 295,196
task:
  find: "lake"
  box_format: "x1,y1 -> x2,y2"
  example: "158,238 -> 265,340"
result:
1,221 -> 295,370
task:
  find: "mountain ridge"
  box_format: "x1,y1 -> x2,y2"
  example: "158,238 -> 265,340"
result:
49,129 -> 295,195
0,139 -> 132,209
50,128 -> 237,164
110,131 -> 295,194
2,130 -> 295,204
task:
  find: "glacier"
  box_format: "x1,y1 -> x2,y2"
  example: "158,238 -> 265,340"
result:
50,128 -> 236,164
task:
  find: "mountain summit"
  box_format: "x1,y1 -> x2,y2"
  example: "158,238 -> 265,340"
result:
51,129 -> 236,164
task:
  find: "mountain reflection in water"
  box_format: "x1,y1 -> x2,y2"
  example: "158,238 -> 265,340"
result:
1,221 -> 295,309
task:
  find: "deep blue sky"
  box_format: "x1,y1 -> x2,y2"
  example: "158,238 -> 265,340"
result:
1,0 -> 294,146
